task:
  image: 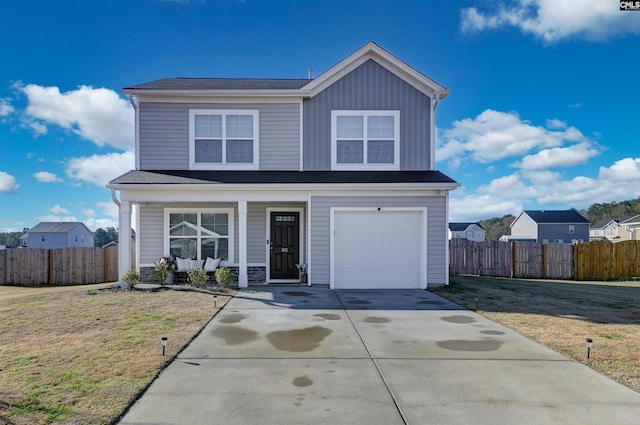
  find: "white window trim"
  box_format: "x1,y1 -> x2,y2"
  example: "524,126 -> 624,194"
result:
189,109 -> 259,170
164,208 -> 235,263
330,110 -> 400,170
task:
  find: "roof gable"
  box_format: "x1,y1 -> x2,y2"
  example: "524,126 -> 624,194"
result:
449,222 -> 483,232
302,42 -> 448,99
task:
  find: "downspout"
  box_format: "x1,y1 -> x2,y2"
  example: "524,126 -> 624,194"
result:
430,92 -> 441,171
128,94 -> 140,170
111,188 -> 121,208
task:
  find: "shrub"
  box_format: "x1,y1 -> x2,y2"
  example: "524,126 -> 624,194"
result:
187,267 -> 209,288
214,267 -> 234,287
122,268 -> 141,289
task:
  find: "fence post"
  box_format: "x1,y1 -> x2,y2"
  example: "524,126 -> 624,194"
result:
511,242 -> 516,278
48,249 -> 54,285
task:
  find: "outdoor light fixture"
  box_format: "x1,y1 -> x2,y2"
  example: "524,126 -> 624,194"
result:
586,338 -> 593,359
214,295 -> 218,308
161,337 -> 168,356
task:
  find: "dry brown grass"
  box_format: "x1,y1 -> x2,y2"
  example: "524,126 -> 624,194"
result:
432,275 -> 640,393
0,284 -> 233,425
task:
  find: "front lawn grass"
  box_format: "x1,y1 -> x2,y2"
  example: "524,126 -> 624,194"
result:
0,285 -> 232,425
432,275 -> 640,393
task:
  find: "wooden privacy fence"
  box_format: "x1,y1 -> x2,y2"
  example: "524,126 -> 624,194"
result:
0,246 -> 119,286
450,239 -> 640,280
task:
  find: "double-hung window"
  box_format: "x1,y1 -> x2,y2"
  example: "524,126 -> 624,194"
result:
331,110 -> 399,170
189,109 -> 259,169
165,209 -> 234,262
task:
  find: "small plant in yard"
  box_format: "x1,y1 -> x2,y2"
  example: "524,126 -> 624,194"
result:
122,268 -> 141,289
215,266 -> 234,287
187,267 -> 209,288
154,256 -> 176,285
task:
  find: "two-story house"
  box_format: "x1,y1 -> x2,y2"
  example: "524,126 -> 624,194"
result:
108,42 -> 459,290
621,215 -> 640,240
448,222 -> 485,242
20,222 -> 94,249
508,210 -> 590,244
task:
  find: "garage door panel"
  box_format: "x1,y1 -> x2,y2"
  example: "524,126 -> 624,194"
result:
333,210 -> 424,290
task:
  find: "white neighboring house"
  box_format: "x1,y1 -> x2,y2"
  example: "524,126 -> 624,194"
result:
449,222 -> 485,242
590,218 -> 623,242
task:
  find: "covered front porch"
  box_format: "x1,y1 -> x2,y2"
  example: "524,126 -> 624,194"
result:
114,190 -> 309,288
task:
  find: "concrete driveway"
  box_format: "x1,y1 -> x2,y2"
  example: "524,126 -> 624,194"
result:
119,287 -> 640,425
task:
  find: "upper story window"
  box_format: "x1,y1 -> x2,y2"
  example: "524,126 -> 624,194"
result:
189,109 -> 259,170
569,225 -> 575,234
331,110 -> 400,170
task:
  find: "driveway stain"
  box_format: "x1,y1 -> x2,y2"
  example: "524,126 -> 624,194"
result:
211,326 -> 259,345
437,339 -> 502,351
364,316 -> 391,324
219,313 -> 246,324
267,326 -> 332,352
293,376 -> 314,387
481,330 -> 506,335
283,291 -> 314,297
442,315 -> 476,324
417,300 -> 447,305
313,313 -> 341,320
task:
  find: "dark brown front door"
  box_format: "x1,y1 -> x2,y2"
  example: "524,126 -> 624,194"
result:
270,212 -> 299,280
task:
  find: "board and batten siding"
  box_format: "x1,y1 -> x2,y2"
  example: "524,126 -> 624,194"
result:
303,59 -> 432,171
309,195 -> 448,286
138,102 -> 300,171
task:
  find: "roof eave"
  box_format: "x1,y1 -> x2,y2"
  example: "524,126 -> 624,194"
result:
107,181 -> 460,191
123,88 -> 310,98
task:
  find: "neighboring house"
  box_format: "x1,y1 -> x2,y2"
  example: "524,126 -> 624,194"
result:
107,42 -> 459,290
20,222 -> 94,249
621,215 -> 640,241
449,222 -> 485,242
508,210 -> 590,244
589,218 -> 628,242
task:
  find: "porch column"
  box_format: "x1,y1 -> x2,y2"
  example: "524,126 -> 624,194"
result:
118,200 -> 132,283
238,201 -> 248,288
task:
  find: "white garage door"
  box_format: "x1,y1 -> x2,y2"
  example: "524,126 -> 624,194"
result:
332,209 -> 424,289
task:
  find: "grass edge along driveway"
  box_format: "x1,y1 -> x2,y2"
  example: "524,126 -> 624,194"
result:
432,275 -> 640,394
0,284 -> 232,425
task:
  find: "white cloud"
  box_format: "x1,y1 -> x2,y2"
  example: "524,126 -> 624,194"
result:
437,109 -> 590,165
17,83 -> 134,150
49,204 -> 71,215
0,171 -> 19,193
513,142 -> 600,171
461,0 -> 640,43
82,208 -> 97,218
33,171 -> 63,183
83,201 -> 120,231
66,151 -> 135,187
0,98 -> 15,117
450,157 -> 640,221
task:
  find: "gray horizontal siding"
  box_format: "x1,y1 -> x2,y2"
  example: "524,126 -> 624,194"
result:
139,102 -> 300,171
303,59 -> 432,171
309,195 -> 447,286
138,202 -> 306,267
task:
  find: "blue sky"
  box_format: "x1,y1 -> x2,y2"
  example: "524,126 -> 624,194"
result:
1,0 -> 640,233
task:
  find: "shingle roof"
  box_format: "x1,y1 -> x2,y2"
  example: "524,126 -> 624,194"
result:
109,170 -> 458,185
124,78 -> 311,91
28,222 -> 91,233
524,210 -> 590,224
449,222 -> 483,231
